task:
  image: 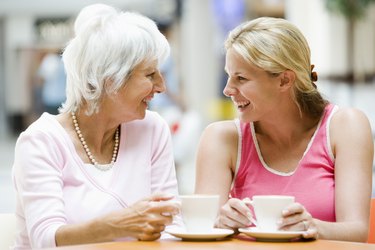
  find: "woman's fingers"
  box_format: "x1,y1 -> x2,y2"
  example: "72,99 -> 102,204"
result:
279,203 -> 307,227
228,199 -> 254,223
217,198 -> 254,228
302,227 -> 318,239
277,202 -> 318,239
134,197 -> 180,217
145,192 -> 176,202
125,196 -> 182,240
137,224 -> 163,241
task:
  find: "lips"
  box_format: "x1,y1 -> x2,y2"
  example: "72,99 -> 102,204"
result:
142,95 -> 153,103
233,100 -> 251,109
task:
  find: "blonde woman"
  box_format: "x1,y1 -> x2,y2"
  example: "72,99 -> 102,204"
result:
195,17 -> 373,242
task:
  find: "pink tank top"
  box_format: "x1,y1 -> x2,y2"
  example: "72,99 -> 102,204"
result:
230,104 -> 337,222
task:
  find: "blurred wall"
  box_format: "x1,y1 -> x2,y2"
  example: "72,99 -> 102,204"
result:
0,0 -> 375,137
0,18 -> 6,138
0,0 -> 184,134
286,0 -> 375,80
4,16 -> 35,114
180,0 -> 221,126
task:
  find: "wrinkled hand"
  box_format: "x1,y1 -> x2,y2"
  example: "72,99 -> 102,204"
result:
215,198 -> 255,229
278,202 -> 318,239
104,193 -> 180,241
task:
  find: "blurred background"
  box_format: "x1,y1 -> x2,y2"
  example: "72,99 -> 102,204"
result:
0,0 -> 375,212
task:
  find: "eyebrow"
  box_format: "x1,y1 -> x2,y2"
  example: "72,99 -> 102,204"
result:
225,69 -> 243,75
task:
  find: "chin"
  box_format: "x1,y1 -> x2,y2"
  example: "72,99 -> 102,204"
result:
239,114 -> 255,123
137,109 -> 147,120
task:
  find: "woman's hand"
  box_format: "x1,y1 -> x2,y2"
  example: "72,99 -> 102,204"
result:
104,193 -> 180,241
278,202 -> 318,239
215,198 -> 255,229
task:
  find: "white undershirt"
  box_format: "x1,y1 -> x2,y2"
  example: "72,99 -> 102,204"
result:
84,163 -> 115,187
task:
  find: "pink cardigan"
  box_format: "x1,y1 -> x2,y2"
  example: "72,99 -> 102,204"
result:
12,111 -> 180,249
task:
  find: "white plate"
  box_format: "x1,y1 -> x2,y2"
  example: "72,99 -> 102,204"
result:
166,228 -> 234,240
239,227 -> 304,242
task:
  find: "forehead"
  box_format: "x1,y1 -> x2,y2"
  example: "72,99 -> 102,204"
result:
225,49 -> 253,72
225,48 -> 269,78
133,59 -> 158,72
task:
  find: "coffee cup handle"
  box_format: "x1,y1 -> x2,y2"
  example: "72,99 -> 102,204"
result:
242,198 -> 258,227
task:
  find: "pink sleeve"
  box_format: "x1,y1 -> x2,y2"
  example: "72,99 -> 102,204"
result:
150,115 -> 179,195
149,113 -> 183,230
13,130 -> 66,248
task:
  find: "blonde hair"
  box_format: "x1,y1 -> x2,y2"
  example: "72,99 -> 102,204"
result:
225,17 -> 327,118
60,4 -> 170,115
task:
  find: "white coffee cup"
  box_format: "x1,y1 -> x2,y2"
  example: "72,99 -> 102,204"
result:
179,194 -> 220,233
244,195 -> 295,232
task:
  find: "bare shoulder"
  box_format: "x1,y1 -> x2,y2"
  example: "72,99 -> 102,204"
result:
330,107 -> 373,152
197,120 -> 239,164
202,120 -> 238,144
331,107 -> 372,130
196,120 -> 239,184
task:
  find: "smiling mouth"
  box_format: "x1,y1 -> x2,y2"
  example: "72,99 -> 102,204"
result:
142,96 -> 153,104
235,101 -> 251,109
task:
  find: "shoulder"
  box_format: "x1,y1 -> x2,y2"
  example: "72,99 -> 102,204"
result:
330,107 -> 371,130
14,114 -> 67,169
201,120 -> 238,145
196,120 -> 239,172
127,110 -> 168,130
19,113 -> 60,139
330,107 -> 373,149
124,111 -> 171,143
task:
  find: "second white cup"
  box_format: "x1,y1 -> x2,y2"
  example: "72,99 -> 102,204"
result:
247,195 -> 295,232
179,194 -> 220,233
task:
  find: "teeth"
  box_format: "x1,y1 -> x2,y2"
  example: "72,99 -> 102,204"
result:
143,96 -> 153,103
234,100 -> 250,108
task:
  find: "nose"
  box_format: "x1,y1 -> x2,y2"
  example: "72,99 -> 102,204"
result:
153,71 -> 166,93
223,77 -> 236,97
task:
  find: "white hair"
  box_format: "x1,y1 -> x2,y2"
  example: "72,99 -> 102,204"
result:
60,3 -> 170,115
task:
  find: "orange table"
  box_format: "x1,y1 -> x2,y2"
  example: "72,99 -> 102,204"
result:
43,235 -> 375,250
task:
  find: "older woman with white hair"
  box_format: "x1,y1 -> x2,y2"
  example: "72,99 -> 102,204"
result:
12,4 -> 181,248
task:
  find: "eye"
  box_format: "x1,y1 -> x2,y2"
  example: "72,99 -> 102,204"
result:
237,76 -> 247,81
146,72 -> 155,79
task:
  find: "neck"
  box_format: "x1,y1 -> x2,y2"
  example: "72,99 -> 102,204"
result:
71,111 -> 120,170
254,105 -> 319,146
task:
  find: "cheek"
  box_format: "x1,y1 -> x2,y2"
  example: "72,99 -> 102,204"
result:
140,82 -> 154,97
240,85 -> 256,99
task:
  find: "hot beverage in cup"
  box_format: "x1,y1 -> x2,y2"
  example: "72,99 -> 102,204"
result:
179,194 -> 219,233
245,195 -> 295,232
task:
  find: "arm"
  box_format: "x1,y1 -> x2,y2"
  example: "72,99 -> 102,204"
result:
280,108 -> 373,241
150,113 -> 179,196
148,114 -> 183,233
56,193 -> 179,245
195,121 -> 253,229
14,127 -> 178,248
320,108 -> 373,241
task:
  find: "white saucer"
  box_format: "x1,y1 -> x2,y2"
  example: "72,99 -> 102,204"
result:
239,227 -> 304,242
166,228 -> 234,240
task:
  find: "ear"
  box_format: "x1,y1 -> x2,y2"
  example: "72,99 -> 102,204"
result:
279,70 -> 295,91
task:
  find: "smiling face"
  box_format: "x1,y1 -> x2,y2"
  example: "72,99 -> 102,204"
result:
223,48 -> 283,123
102,59 -> 165,122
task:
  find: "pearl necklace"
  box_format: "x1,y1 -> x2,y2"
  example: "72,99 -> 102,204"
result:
71,112 -> 119,171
